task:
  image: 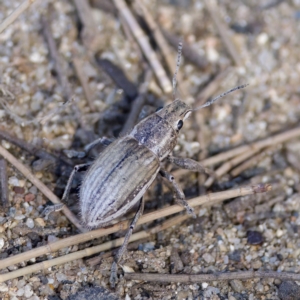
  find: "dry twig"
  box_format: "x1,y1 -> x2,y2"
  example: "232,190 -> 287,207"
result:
132,1 -> 175,75
73,57 -> 96,112
200,126 -> 300,167
41,14 -> 72,101
0,214 -> 189,282
204,148 -> 261,187
132,1 -> 188,99
230,147 -> 276,177
204,0 -> 242,66
0,184 -> 270,271
113,0 -> 172,94
0,0 -> 38,34
120,69 -> 153,135
0,159 -> 9,211
0,145 -> 84,232
73,0 -> 102,53
0,127 -> 73,168
85,238 -> 149,266
124,270 -> 300,283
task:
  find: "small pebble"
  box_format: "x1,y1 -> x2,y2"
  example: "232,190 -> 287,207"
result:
255,282 -> 264,292
17,288 -> 25,296
276,229 -> 284,238
28,296 -> 40,300
202,282 -> 208,289
29,186 -> 37,194
247,230 -> 264,245
17,279 -> 26,289
35,218 -> 46,227
0,283 -> 8,292
9,207 -> 16,217
13,186 -> 25,194
223,255 -> 229,264
251,260 -> 262,269
48,235 -> 59,243
56,273 -> 67,282
0,238 -> 4,250
139,242 -> 155,252
229,250 -> 241,262
202,253 -> 215,263
24,284 -> 33,298
230,280 -> 244,293
278,281 -> 300,300
25,193 -> 35,202
203,286 -> 220,297
26,218 -> 35,229
8,176 -> 20,186
177,291 -> 189,299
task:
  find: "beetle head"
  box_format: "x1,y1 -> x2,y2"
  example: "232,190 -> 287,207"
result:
156,99 -> 192,132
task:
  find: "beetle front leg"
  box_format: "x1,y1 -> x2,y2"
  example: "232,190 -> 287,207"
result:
167,156 -> 214,176
159,169 -> 195,217
110,197 -> 145,288
63,137 -> 114,158
62,163 -> 92,203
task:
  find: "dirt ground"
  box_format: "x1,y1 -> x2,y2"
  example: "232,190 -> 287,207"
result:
0,0 -> 300,299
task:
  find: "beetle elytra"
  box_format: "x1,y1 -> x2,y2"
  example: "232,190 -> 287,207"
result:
62,43 -> 247,287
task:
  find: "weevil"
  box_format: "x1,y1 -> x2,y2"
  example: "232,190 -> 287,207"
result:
61,44 -> 247,286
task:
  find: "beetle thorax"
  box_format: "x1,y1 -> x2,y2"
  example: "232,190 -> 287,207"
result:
130,100 -> 192,160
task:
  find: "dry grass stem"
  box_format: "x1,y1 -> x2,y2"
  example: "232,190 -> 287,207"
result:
132,1 -> 188,99
204,0 -> 242,66
0,184 -> 270,271
0,0 -> 38,34
73,0 -> 101,53
85,239 -> 149,267
204,148 -> 261,187
124,271 -> 300,283
0,159 -> 9,210
73,57 -> 96,112
0,128 -> 73,168
201,126 -> 300,167
120,69 -> 153,135
133,1 -> 174,73
0,145 -> 85,232
0,214 -> 189,282
230,147 -> 276,177
113,0 -> 172,94
41,15 -> 72,101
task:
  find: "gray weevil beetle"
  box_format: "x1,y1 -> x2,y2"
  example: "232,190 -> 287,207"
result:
62,43 -> 247,287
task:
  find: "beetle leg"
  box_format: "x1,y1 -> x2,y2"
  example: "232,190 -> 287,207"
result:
167,156 -> 214,176
62,163 -> 92,203
110,197 -> 145,288
83,136 -> 113,153
63,137 -> 114,158
41,203 -> 65,220
159,169 -> 195,217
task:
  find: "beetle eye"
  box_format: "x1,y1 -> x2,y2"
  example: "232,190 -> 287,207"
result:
156,106 -> 163,112
177,120 -> 183,130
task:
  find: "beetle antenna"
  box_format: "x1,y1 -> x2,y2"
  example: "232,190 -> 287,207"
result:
173,42 -> 183,100
193,84 -> 249,111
